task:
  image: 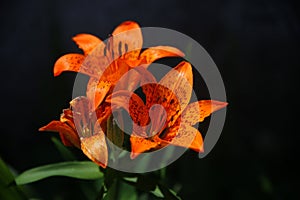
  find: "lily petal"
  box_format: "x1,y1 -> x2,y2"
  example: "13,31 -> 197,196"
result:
70,96 -> 97,138
53,48 -> 110,78
181,100 -> 228,126
60,109 -> 76,131
133,67 -> 158,106
39,120 -> 80,148
72,33 -> 102,55
83,39 -> 112,76
148,104 -> 167,137
114,66 -> 157,92
189,129 -> 204,152
139,46 -> 185,67
130,135 -> 160,159
106,90 -> 149,131
113,68 -> 142,92
53,53 -> 85,76
112,21 -> 142,65
149,61 -> 193,127
100,59 -> 130,84
95,102 -> 112,125
60,109 -> 73,122
86,78 -> 111,109
80,121 -> 108,168
162,125 -> 203,152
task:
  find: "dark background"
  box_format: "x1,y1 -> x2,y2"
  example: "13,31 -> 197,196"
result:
1,0 -> 299,199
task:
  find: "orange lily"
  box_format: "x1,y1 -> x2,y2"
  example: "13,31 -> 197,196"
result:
54,21 -> 184,109
106,61 -> 228,158
40,21 -> 184,168
39,97 -> 110,168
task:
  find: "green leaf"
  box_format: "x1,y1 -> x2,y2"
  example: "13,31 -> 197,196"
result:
51,137 -> 76,161
103,179 -> 117,200
123,177 -> 138,183
80,178 -> 104,200
0,157 -> 27,200
151,186 -> 164,198
158,183 -> 182,200
118,180 -> 137,200
15,161 -> 103,185
0,157 -> 15,186
103,179 -> 138,200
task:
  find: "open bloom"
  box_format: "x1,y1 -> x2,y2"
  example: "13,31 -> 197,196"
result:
54,21 -> 184,109
107,61 -> 228,158
39,21 -> 185,168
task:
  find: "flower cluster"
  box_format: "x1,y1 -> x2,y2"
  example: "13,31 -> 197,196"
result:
39,21 -> 227,168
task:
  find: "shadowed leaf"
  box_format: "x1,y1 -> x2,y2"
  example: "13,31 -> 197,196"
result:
15,161 -> 103,185
51,137 -> 76,161
0,157 -> 27,200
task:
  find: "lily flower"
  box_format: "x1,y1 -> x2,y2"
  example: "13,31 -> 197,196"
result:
54,21 -> 184,109
39,97 -> 109,168
106,61 -> 228,158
